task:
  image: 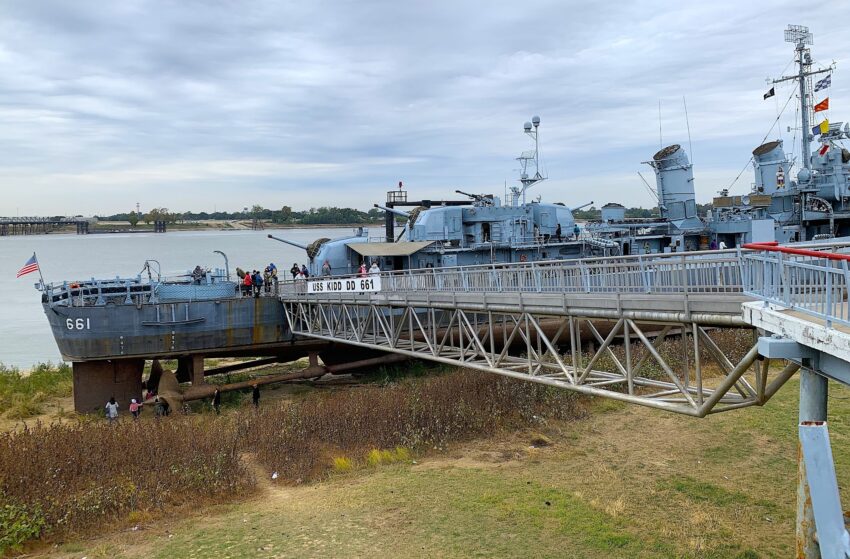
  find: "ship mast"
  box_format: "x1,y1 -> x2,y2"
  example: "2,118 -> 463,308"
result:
511,115 -> 544,206
771,25 -> 830,170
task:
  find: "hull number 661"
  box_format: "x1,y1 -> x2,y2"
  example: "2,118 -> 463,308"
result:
66,318 -> 91,330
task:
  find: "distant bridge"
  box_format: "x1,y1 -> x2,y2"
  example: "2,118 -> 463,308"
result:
0,217 -> 90,235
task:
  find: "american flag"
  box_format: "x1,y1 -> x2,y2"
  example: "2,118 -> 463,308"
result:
16,254 -> 39,278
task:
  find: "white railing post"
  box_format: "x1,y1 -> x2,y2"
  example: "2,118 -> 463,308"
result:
825,263 -> 833,328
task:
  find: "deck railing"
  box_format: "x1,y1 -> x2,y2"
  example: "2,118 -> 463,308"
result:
742,242 -> 850,328
43,269 -> 245,307
281,250 -> 746,297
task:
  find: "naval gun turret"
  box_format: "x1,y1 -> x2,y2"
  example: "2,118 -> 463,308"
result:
268,230 -> 368,276
268,234 -> 331,261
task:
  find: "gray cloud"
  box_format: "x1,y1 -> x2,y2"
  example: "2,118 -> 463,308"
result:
1,0 -> 848,215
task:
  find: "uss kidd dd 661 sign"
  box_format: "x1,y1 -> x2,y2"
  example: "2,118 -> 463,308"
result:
308,276 -> 382,294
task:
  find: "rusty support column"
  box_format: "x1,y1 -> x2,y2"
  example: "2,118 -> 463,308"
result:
189,355 -> 205,386
797,367 -> 828,558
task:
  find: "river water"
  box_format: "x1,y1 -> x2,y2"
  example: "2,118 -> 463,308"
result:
0,227 -> 365,368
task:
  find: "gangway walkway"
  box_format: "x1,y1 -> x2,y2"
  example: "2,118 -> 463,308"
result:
280,250 -> 796,417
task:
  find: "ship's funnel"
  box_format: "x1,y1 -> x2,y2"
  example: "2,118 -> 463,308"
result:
649,144 -> 697,225
752,140 -> 789,194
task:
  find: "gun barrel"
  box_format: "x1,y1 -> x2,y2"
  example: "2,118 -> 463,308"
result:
455,190 -> 492,203
373,204 -> 410,217
267,234 -> 309,250
571,201 -> 595,212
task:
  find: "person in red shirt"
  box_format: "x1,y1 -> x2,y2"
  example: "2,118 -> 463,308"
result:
242,271 -> 253,296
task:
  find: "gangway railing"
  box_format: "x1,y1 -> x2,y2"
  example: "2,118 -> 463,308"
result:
282,249 -> 745,298
742,241 -> 850,328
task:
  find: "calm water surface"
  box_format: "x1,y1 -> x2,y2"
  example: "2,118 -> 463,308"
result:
0,227 -> 364,368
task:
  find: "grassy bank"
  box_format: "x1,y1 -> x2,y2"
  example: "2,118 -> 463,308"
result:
0,370 -> 583,554
26,376 -> 850,559
0,363 -> 72,421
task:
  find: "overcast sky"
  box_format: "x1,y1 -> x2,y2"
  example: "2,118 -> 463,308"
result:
1,1 -> 848,216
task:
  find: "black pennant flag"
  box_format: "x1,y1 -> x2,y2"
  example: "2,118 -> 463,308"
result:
763,87 -> 775,100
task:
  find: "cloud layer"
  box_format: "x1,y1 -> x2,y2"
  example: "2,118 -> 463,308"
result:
1,0 -> 848,215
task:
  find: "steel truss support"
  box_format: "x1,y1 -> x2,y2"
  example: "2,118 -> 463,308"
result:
284,301 -> 800,417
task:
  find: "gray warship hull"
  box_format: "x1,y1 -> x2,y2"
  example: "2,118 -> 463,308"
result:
43,296 -> 291,361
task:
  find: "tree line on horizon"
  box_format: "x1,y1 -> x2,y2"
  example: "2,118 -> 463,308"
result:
92,202 -> 714,226
98,205 -> 388,226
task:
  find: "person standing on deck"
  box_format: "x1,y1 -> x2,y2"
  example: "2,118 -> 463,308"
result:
358,262 -> 367,277
555,223 -> 562,242
369,261 -> 381,276
105,397 -> 119,422
321,260 -> 331,277
253,270 -> 263,297
242,271 -> 253,296
300,264 -> 310,278
290,263 -> 299,279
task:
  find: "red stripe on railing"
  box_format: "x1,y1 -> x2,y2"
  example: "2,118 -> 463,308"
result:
742,241 -> 850,262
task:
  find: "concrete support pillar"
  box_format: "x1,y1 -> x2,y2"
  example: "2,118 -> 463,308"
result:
175,355 -> 205,385
797,367 -> 829,558
72,359 -> 144,413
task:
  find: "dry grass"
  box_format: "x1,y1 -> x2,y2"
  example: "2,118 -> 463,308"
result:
0,363 -> 72,420
0,369 -> 583,552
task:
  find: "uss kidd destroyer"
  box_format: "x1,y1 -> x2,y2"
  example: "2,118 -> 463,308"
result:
277,26 -> 850,274
41,25 -> 850,411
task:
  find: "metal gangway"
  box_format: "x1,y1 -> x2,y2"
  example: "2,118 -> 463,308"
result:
281,250 -> 786,417
280,244 -> 850,557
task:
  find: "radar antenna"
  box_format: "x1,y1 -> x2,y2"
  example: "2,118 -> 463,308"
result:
510,115 -> 545,206
771,25 -> 831,170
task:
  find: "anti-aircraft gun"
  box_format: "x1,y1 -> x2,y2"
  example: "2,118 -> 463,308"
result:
455,190 -> 495,206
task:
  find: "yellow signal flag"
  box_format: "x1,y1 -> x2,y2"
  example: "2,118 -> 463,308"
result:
820,119 -> 830,134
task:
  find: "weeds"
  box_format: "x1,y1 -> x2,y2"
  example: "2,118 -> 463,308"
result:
332,457 -> 354,472
241,370 -> 583,482
0,497 -> 45,555
0,368 -> 584,548
0,363 -> 72,420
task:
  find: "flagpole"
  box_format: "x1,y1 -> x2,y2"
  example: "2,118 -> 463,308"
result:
34,252 -> 45,290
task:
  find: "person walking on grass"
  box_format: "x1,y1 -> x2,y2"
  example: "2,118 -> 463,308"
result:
252,384 -> 260,408
129,398 -> 142,419
105,397 -> 119,422
212,388 -> 221,415
154,396 -> 170,417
